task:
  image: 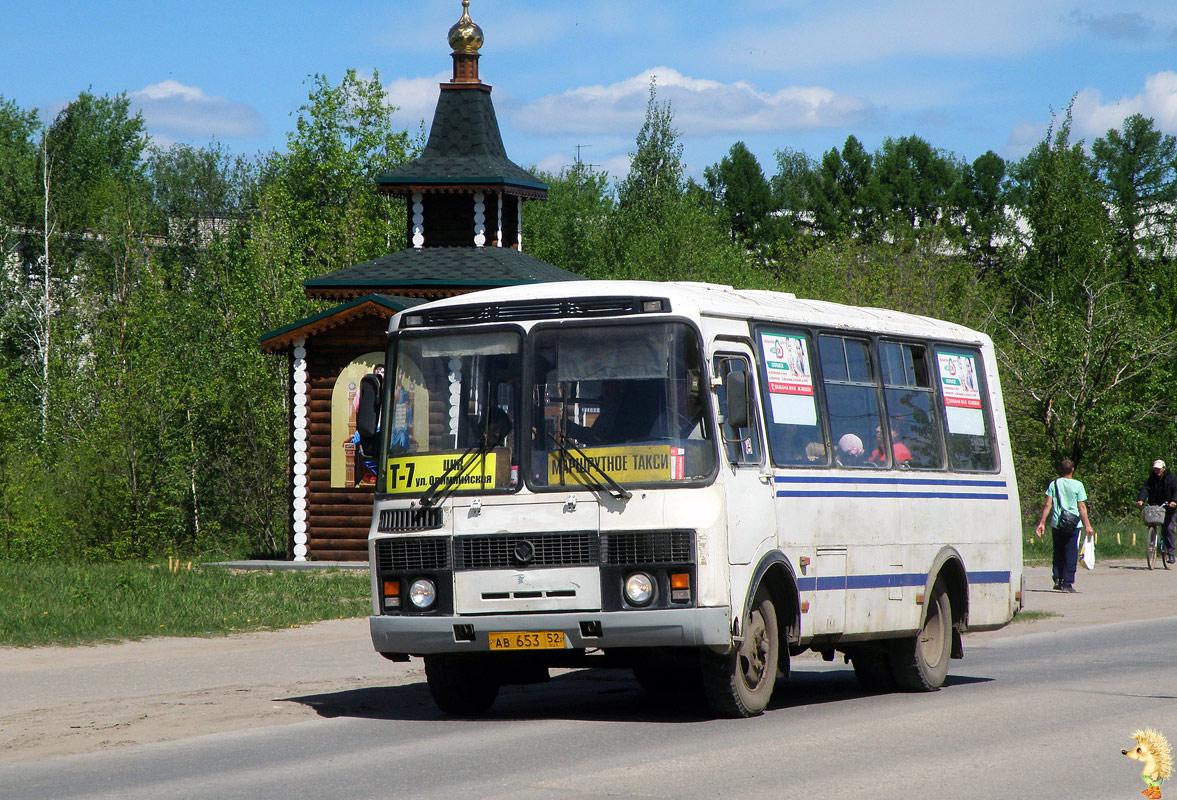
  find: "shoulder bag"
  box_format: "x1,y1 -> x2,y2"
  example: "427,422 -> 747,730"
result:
1052,480 -> 1081,535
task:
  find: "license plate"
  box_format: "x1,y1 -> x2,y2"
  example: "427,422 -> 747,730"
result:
487,631 -> 565,651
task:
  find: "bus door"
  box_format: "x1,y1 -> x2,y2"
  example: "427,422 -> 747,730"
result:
713,348 -> 776,566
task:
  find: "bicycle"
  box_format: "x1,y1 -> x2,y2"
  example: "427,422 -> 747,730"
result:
1142,504 -> 1171,571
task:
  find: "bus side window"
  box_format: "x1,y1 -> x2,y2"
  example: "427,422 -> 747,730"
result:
714,355 -> 761,466
754,328 -> 826,467
879,341 -> 944,470
933,347 -> 998,472
819,335 -> 886,468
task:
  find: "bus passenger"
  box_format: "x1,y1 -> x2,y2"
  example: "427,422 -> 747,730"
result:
869,425 -> 912,465
837,433 -> 865,466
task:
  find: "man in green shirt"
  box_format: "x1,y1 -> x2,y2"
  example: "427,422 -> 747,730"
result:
1034,459 -> 1095,592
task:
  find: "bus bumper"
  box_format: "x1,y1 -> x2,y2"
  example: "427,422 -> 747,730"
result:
369,606 -> 732,656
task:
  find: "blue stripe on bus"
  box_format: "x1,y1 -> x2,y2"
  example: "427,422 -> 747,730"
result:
796,570 -> 1011,592
776,490 -> 1009,500
773,475 -> 1009,499
774,476 -> 1007,487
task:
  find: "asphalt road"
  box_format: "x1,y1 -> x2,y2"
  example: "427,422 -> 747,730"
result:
3,560 -> 1177,799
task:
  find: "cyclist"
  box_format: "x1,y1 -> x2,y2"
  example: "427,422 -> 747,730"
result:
1136,459 -> 1177,564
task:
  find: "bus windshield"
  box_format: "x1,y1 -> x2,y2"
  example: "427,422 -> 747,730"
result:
383,330 -> 522,496
527,321 -> 717,490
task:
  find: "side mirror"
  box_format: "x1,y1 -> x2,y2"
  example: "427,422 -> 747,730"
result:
356,373 -> 382,440
723,369 -> 750,430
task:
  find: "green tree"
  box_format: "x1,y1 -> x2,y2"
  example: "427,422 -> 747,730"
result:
524,160 -> 613,277
1091,113 -> 1177,284
249,69 -> 412,330
769,147 -> 815,240
0,95 -> 40,387
43,91 -> 149,234
804,135 -> 871,238
616,78 -> 684,221
0,95 -> 38,253
951,150 -> 1009,271
607,80 -> 749,284
702,141 -> 774,246
860,135 -> 959,243
991,110 -> 1174,500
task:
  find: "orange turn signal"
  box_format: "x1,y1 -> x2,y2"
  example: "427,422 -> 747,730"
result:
383,580 -> 401,609
670,573 -> 690,589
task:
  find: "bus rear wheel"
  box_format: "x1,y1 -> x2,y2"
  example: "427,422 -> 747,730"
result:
889,579 -> 952,691
700,588 -> 779,717
424,654 -> 500,715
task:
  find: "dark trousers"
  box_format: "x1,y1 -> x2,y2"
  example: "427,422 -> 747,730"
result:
1164,510 -> 1177,557
1051,528 -> 1079,587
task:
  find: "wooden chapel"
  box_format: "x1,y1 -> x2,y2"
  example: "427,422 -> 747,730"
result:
260,1 -> 583,560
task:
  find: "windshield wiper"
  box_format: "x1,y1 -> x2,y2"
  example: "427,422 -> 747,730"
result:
419,412 -> 511,508
547,432 -> 632,501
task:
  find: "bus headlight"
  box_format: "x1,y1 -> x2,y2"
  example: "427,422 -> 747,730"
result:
408,578 -> 437,610
624,572 -> 655,606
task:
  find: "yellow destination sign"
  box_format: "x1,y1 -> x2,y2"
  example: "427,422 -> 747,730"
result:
548,445 -> 685,484
385,452 -> 499,494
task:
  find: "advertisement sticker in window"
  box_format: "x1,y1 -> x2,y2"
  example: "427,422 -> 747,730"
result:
937,351 -> 985,435
760,332 -> 816,426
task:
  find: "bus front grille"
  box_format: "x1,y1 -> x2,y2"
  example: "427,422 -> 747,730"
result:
455,532 -> 600,570
374,537 -> 450,571
602,530 -> 694,565
378,507 -> 443,532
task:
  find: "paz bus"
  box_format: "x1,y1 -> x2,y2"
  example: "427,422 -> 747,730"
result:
364,280 -> 1022,717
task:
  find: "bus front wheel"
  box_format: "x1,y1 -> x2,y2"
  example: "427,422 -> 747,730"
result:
889,579 -> 952,691
424,654 -> 500,715
700,588 -> 779,717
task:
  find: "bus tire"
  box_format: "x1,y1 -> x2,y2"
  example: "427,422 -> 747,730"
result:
850,646 -> 896,693
889,579 -> 952,691
700,588 -> 779,717
424,654 -> 500,715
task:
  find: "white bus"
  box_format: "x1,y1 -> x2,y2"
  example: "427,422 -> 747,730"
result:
365,280 -> 1022,717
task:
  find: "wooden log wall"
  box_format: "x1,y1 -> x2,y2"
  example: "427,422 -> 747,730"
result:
303,319 -> 389,561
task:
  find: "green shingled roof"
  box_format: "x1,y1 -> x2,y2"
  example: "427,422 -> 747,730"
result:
304,246 -> 584,297
258,293 -> 426,352
376,87 -> 546,193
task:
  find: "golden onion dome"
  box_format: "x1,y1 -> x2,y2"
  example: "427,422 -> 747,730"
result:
448,1 -> 484,54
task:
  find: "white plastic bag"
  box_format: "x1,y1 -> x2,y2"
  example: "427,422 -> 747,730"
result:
1080,533 -> 1095,570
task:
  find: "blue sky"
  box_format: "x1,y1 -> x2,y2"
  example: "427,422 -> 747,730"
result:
4,1 -> 1177,182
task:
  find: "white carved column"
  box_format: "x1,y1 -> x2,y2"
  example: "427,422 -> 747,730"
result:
291,339 -> 309,561
496,192 -> 503,247
411,193 -> 425,249
473,192 -> 486,247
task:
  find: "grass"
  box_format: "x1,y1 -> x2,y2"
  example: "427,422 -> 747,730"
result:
1,522 -> 1156,648
1011,610 -> 1060,623
0,561 -> 372,647
1022,520 -> 1158,566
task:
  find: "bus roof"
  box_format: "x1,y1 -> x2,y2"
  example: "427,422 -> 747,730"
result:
396,280 -> 990,346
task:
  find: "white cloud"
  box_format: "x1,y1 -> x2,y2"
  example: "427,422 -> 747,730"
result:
384,72 -> 449,129
130,80 -> 265,140
1071,71 -> 1177,138
718,0 -> 1074,71
534,150 -> 631,181
1003,119 -> 1049,159
513,67 -> 871,138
